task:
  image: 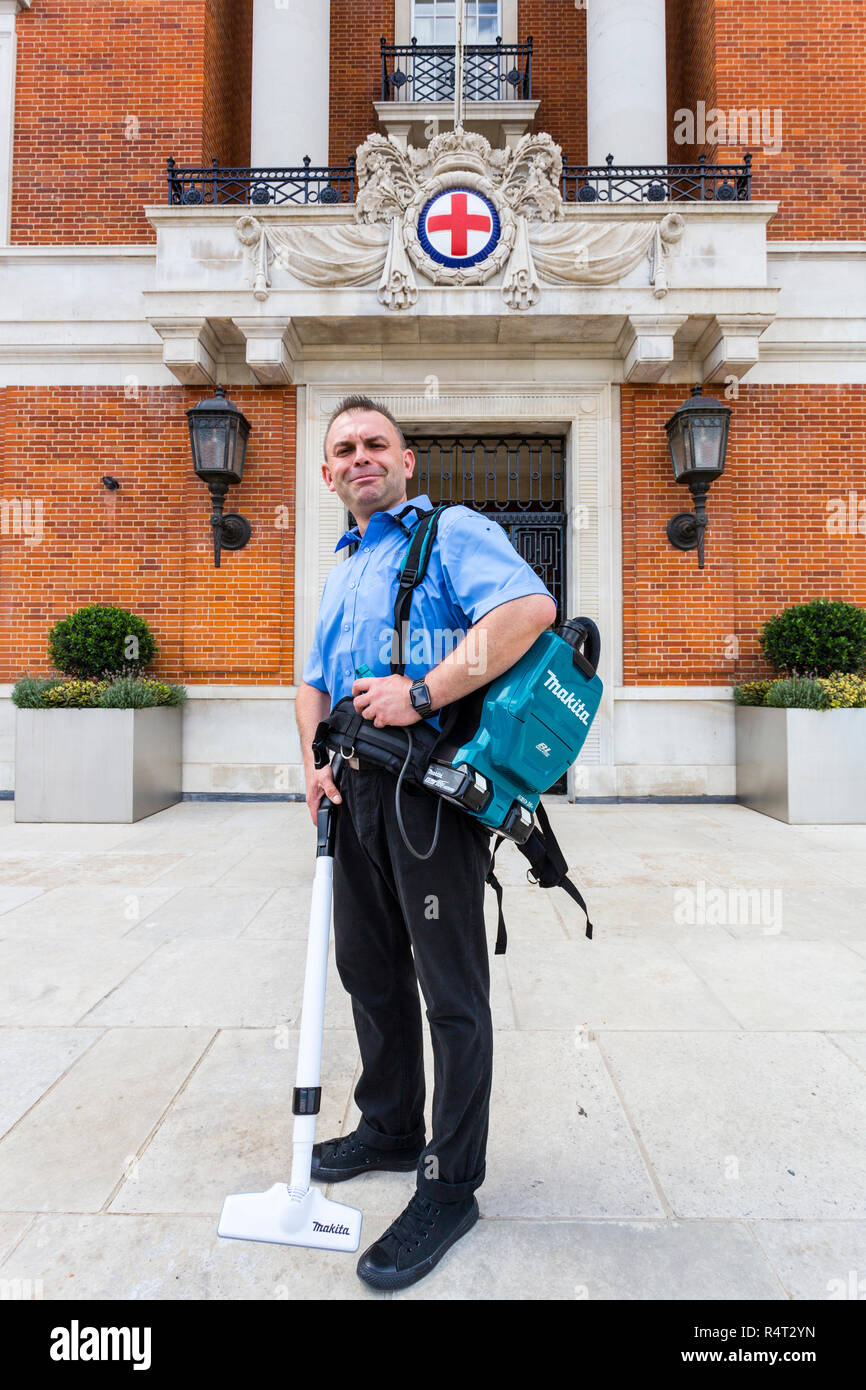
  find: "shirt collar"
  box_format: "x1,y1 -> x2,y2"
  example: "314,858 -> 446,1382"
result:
334,494 -> 434,552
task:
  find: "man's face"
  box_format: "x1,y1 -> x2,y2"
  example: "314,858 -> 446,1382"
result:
322,409 -> 415,521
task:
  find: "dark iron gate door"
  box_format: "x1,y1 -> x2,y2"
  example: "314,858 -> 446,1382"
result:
404,434 -> 566,614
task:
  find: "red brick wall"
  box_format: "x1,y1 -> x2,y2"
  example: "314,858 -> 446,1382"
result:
621,384 -> 866,684
0,385 -> 295,682
202,0 -> 254,171
666,0 -> 717,164
329,0 -> 393,165
520,1 -> 587,163
713,0 -> 866,239
10,0 -> 252,245
665,0 -> 866,238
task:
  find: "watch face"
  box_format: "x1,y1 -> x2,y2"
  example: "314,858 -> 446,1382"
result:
411,682 -> 430,710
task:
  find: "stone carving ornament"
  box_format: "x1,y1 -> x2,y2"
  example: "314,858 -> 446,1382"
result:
235,128 -> 684,310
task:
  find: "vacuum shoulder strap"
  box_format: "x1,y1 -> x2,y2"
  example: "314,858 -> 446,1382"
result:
391,503 -> 451,676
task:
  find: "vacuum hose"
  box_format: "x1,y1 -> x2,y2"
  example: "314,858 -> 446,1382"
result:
395,727 -> 444,860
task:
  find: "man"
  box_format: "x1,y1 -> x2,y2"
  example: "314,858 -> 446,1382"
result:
296,394 -> 556,1290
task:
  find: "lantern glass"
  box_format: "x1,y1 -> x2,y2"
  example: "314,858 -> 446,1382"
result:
688,414 -> 729,475
665,388 -> 731,483
187,389 -> 250,484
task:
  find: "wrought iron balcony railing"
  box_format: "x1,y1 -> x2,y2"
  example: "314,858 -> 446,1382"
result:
166,156 -> 356,207
164,153 -> 752,208
380,35 -> 532,103
561,154 -> 753,203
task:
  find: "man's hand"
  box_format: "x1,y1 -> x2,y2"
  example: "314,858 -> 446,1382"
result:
296,680 -> 343,825
352,674 -> 421,728
305,760 -> 342,824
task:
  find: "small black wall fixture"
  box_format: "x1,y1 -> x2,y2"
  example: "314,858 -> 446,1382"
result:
101,475 -> 120,491
186,385 -> 252,568
664,384 -> 732,570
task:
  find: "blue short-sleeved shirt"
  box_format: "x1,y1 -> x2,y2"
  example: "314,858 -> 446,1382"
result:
301,493 -> 555,719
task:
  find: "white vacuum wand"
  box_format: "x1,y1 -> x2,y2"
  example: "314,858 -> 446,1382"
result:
218,754 -> 362,1252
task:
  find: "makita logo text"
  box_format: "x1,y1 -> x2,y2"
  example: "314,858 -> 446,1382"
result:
543,670 -> 590,725
313,1220 -> 350,1236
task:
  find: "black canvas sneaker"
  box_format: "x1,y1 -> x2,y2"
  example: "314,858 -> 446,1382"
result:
310,1130 -> 424,1182
356,1191 -> 479,1290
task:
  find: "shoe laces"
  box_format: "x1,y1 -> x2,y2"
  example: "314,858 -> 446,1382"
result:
321,1134 -> 358,1159
389,1193 -> 441,1252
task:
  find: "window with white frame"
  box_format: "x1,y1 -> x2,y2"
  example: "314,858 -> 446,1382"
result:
411,1 -> 503,100
411,1 -> 501,46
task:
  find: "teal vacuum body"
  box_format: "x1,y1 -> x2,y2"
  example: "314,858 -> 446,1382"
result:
422,616 -> 603,843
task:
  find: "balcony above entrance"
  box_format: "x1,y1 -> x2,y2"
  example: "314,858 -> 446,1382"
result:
145,129 -> 778,389
375,36 -> 539,150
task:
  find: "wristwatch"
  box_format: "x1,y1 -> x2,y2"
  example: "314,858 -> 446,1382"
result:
409,678 -> 434,718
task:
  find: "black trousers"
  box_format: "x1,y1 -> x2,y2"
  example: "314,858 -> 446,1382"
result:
331,764 -> 494,1203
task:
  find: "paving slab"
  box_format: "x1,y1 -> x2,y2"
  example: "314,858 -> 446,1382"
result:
826,1032 -> 866,1072
79,940 -> 317,1029
0,1212 -> 389,1300
0,1027 -> 213,1211
600,1031 -> 866,1219
108,1027 -> 360,1215
121,885 -> 275,946
748,1220 -> 866,1301
9,852 -> 186,889
0,886 -> 45,916
0,936 -> 158,1025
674,938 -> 866,1031
504,938 -> 740,1031
0,1213 -> 35,1264
394,1218 -> 785,1301
0,884 -> 182,941
0,1027 -> 102,1136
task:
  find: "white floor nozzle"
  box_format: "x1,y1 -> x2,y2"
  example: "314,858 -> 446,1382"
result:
218,1183 -> 362,1252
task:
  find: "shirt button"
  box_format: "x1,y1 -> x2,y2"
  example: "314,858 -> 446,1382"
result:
343,623 -> 350,631
349,582 -> 356,589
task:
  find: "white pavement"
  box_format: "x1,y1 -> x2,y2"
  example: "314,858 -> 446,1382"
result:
0,798 -> 865,1302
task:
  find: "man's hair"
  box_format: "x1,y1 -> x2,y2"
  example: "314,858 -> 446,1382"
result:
323,394 -> 407,460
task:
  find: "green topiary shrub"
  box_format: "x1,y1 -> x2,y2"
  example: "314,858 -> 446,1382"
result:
733,679 -> 773,706
759,599 -> 866,677
765,676 -> 828,710
47,604 -> 158,679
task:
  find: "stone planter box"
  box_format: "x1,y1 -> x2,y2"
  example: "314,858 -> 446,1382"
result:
14,707 -> 182,823
735,706 -> 866,824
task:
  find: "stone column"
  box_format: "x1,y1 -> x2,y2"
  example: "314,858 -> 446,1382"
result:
586,0 -> 668,165
251,0 -> 330,168
0,0 -> 29,243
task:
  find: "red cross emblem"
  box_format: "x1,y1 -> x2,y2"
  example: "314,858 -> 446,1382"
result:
419,188 -> 500,266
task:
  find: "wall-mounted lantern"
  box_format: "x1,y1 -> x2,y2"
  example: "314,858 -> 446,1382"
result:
186,385 -> 252,568
664,384 -> 731,570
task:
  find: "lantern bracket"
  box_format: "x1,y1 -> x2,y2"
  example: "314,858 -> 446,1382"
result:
205,477 -> 252,569
666,477 -> 711,569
